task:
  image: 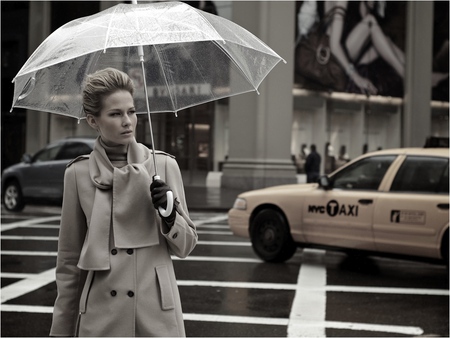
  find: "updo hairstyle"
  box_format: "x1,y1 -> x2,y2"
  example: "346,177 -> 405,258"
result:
82,68 -> 135,117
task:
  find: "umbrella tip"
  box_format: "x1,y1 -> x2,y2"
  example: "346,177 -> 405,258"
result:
282,59 -> 287,64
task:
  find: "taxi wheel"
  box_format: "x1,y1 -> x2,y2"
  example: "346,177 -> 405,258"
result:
3,180 -> 25,212
250,209 -> 296,262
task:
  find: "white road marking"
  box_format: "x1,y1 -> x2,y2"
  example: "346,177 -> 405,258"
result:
0,213 -> 440,336
0,304 -> 425,335
194,215 -> 228,226
1,268 -> 56,303
196,230 -> 233,235
1,216 -> 61,232
288,249 -> 327,337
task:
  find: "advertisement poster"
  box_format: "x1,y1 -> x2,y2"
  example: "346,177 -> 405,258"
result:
294,1 -> 449,101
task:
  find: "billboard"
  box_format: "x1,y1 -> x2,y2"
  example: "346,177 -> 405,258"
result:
294,1 -> 448,101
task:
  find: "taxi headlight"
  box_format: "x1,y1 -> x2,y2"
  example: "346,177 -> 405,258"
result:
232,198 -> 247,210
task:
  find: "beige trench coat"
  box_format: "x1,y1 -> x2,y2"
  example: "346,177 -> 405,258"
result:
50,149 -> 197,337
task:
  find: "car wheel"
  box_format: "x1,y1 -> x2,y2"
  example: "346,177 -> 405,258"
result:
250,209 -> 296,262
3,180 -> 25,212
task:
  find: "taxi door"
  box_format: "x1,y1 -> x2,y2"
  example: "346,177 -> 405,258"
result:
302,155 -> 397,252
373,155 -> 449,259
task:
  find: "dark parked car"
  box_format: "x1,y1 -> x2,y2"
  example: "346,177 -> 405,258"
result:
2,137 -> 95,212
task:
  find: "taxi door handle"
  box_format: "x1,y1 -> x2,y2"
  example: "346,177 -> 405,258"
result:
358,199 -> 373,205
437,203 -> 449,210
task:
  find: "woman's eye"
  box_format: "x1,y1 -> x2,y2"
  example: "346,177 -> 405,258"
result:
128,110 -> 136,115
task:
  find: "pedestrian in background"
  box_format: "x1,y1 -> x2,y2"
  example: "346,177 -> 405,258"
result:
305,144 -> 321,183
50,68 -> 197,337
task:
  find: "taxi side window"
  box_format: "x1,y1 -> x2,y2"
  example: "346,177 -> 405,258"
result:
390,156 -> 449,194
332,155 -> 396,190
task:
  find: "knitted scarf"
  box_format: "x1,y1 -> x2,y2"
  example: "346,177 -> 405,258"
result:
78,137 -> 159,270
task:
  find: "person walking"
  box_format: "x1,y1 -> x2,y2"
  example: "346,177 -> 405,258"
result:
50,68 -> 197,337
305,144 -> 321,183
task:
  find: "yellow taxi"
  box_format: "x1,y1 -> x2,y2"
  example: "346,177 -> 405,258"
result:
228,147 -> 449,265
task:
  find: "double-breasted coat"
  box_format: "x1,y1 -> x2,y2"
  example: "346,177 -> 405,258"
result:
50,143 -> 197,337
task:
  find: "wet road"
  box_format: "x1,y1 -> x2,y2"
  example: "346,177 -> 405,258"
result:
1,205 -> 449,337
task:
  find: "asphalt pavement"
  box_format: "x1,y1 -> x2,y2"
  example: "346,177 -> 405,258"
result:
184,186 -> 244,212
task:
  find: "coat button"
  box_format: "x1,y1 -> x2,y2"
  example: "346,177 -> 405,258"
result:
111,249 -> 118,255
126,249 -> 134,255
172,233 -> 178,239
111,290 -> 117,297
127,291 -> 135,297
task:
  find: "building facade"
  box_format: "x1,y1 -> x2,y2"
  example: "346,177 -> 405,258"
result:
2,1 -> 448,190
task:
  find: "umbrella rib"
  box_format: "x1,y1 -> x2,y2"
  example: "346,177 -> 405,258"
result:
152,45 -> 177,112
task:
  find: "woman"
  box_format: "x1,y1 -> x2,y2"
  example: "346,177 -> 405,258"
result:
326,1 -> 447,95
50,68 -> 197,337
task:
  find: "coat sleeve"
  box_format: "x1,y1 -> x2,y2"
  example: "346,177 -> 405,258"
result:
160,156 -> 198,258
50,164 -> 88,336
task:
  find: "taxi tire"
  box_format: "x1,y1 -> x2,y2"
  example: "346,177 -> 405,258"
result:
3,180 -> 25,212
250,209 -> 296,263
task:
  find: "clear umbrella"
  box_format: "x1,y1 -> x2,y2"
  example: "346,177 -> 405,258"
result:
10,1 -> 285,215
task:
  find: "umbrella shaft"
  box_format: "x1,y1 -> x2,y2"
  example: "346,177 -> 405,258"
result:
140,60 -> 159,177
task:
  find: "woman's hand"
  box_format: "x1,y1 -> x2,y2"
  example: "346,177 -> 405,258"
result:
350,71 -> 378,96
150,179 -> 176,226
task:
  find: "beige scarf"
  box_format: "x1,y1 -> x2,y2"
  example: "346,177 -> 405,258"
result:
78,137 -> 159,270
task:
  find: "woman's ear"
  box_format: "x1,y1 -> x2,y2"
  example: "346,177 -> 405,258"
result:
86,114 -> 98,130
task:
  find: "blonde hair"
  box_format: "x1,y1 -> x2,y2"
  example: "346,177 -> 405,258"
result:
82,68 -> 135,116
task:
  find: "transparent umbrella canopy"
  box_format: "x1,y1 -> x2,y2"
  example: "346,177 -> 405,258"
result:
10,1 -> 285,214
11,1 -> 285,118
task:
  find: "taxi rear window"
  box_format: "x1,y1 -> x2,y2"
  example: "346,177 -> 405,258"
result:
390,156 -> 449,194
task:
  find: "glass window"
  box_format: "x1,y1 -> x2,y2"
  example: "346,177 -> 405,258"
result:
332,155 -> 396,190
33,145 -> 63,162
56,142 -> 92,160
391,156 -> 449,194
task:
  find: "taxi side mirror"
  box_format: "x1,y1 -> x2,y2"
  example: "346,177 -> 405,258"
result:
318,175 -> 332,190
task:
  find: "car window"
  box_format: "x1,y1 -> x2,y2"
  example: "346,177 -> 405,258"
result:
56,142 -> 92,160
33,145 -> 64,162
390,156 -> 449,194
332,155 -> 396,190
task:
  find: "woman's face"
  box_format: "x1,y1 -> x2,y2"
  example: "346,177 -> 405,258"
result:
87,90 -> 137,146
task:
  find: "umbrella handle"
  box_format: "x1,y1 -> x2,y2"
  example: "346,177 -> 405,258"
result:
153,175 -> 174,217
158,191 -> 174,218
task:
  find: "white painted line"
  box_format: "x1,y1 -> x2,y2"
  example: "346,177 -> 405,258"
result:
0,304 -> 426,335
177,280 -> 296,290
288,249 -> 327,337
195,215 -> 228,226
0,237 -> 250,247
197,240 -> 250,246
1,268 -> 56,303
17,224 -> 59,229
1,216 -> 61,232
325,320 -> 423,336
1,273 -> 38,279
1,235 -> 58,241
1,251 -> 57,256
1,304 -> 53,313
183,313 -> 289,326
172,256 -> 262,263
196,230 -> 233,235
327,285 -> 450,296
0,251 -> 261,263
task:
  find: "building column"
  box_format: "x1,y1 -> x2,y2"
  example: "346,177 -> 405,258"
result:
403,1 -> 433,147
26,1 -> 51,154
222,1 -> 297,190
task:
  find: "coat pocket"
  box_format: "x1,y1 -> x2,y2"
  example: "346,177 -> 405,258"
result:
79,271 -> 94,314
155,265 -> 175,310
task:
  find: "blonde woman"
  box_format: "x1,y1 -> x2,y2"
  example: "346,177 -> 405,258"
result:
50,68 -> 197,337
